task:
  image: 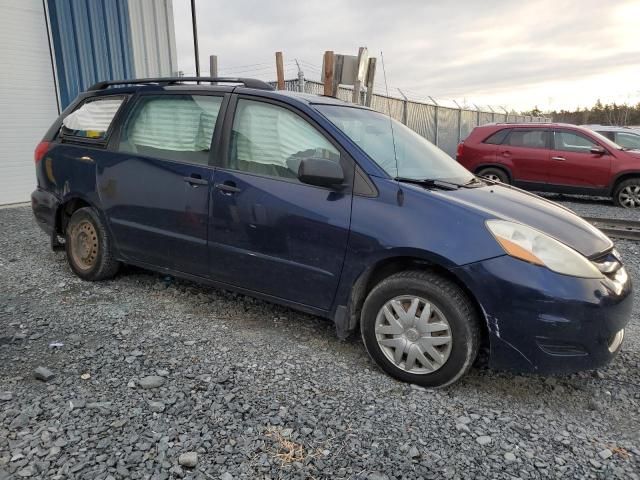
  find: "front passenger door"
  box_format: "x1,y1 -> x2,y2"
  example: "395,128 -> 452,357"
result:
208,97 -> 354,310
549,129 -> 611,189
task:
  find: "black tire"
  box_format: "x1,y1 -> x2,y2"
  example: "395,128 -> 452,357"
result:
65,207 -> 119,281
477,167 -> 509,184
361,270 -> 481,388
613,178 -> 640,208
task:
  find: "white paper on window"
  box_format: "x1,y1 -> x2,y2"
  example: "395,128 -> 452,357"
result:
128,97 -> 221,151
63,98 -> 124,133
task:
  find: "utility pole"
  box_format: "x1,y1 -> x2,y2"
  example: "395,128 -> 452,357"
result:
352,47 -> 366,105
190,0 -> 200,77
398,89 -> 408,125
429,96 -> 439,146
275,52 -> 285,90
209,55 -> 218,77
295,59 -> 305,93
365,58 -> 376,107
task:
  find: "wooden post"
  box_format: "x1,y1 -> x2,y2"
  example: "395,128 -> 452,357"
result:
365,58 -> 376,107
332,55 -> 344,97
323,51 -> 334,97
275,51 -> 285,90
209,55 -> 218,77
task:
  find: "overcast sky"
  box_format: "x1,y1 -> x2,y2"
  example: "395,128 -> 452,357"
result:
172,0 -> 640,112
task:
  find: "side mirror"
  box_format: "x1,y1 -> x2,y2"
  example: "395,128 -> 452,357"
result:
297,157 -> 344,188
590,146 -> 606,156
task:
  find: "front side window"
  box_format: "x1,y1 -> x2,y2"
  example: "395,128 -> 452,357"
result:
317,105 -> 474,182
118,95 -> 223,165
229,99 -> 340,180
554,130 -> 598,153
615,132 -> 640,150
504,129 -> 548,149
62,97 -> 124,140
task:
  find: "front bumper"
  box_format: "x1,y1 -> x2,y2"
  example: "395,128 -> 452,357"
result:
31,188 -> 59,237
456,255 -> 633,374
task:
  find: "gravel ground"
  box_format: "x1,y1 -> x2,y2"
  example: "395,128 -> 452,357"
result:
1,203 -> 639,480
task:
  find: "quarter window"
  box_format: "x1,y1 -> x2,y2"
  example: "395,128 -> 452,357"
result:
504,129 -> 548,149
118,95 -> 223,165
229,99 -> 340,180
62,97 -> 124,140
554,131 -> 598,153
483,129 -> 510,145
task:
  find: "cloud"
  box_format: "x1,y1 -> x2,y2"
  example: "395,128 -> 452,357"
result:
172,0 -> 640,110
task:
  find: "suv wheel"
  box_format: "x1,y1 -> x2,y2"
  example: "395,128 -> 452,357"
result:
477,167 -> 509,184
65,207 -> 120,281
361,270 -> 481,388
613,178 -> 640,208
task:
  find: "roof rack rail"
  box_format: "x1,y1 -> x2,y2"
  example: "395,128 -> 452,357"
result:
87,77 -> 275,92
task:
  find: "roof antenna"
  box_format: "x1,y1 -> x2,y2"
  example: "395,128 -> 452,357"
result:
380,51 -> 399,180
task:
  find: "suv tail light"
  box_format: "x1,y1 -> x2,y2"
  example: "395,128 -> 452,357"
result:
34,141 -> 51,163
456,142 -> 464,160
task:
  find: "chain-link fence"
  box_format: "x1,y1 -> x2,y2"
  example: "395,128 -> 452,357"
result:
276,79 -> 551,157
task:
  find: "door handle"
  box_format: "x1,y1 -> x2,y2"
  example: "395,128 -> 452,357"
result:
214,182 -> 242,194
183,175 -> 209,186
551,156 -> 566,161
501,150 -> 511,157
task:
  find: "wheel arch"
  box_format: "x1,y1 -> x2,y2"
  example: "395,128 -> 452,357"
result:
345,255 -> 489,345
474,164 -> 513,183
55,195 -> 98,236
609,171 -> 640,196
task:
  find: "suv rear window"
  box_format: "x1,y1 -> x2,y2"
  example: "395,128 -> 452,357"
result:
62,97 -> 124,140
483,129 -> 510,144
504,129 -> 548,149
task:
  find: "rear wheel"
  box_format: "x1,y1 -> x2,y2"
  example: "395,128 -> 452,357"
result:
613,178 -> 640,208
361,270 -> 481,388
477,167 -> 509,184
65,207 -> 119,281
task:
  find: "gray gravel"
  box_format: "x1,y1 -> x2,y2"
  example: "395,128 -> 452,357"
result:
1,203 -> 639,479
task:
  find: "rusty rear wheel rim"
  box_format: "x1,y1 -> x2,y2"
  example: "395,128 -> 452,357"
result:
70,220 -> 99,271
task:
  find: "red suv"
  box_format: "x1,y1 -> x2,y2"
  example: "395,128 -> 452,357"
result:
457,123 -> 640,208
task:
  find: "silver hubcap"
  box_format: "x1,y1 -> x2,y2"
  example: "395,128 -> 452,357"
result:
483,173 -> 501,182
619,185 -> 640,208
375,296 -> 452,374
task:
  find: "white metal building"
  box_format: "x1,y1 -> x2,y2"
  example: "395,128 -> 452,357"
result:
0,0 -> 178,205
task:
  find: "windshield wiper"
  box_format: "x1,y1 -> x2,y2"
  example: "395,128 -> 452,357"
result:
394,177 -> 462,190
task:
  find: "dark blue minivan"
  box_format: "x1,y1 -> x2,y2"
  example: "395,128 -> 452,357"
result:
31,78 -> 632,387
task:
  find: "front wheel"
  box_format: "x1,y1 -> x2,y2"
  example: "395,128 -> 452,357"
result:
65,207 -> 120,281
613,178 -> 640,208
361,271 -> 481,388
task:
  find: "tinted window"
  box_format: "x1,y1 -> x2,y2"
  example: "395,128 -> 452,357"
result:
229,99 -> 340,180
554,130 -> 598,153
118,95 -> 222,165
62,97 -> 124,140
615,132 -> 640,150
484,129 -> 510,145
596,130 -> 615,141
504,129 -> 548,149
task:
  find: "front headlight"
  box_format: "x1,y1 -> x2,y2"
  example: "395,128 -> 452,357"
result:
486,220 -> 603,279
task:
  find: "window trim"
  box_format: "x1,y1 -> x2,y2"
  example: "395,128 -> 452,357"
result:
502,128 -> 551,150
217,94 -> 355,190
552,129 -> 607,154
111,91 -> 229,168
60,94 -> 130,147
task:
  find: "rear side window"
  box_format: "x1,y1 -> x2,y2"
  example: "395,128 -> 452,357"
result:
62,97 -> 124,140
483,129 -> 510,145
118,95 -> 223,165
229,99 -> 340,180
504,129 -> 548,149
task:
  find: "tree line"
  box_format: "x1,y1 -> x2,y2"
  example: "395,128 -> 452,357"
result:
523,100 -> 640,126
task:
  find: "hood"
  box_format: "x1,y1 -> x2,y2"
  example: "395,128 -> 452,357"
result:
624,149 -> 640,159
431,184 -> 613,258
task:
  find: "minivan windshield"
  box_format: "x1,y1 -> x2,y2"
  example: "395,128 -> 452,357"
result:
316,105 -> 475,183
